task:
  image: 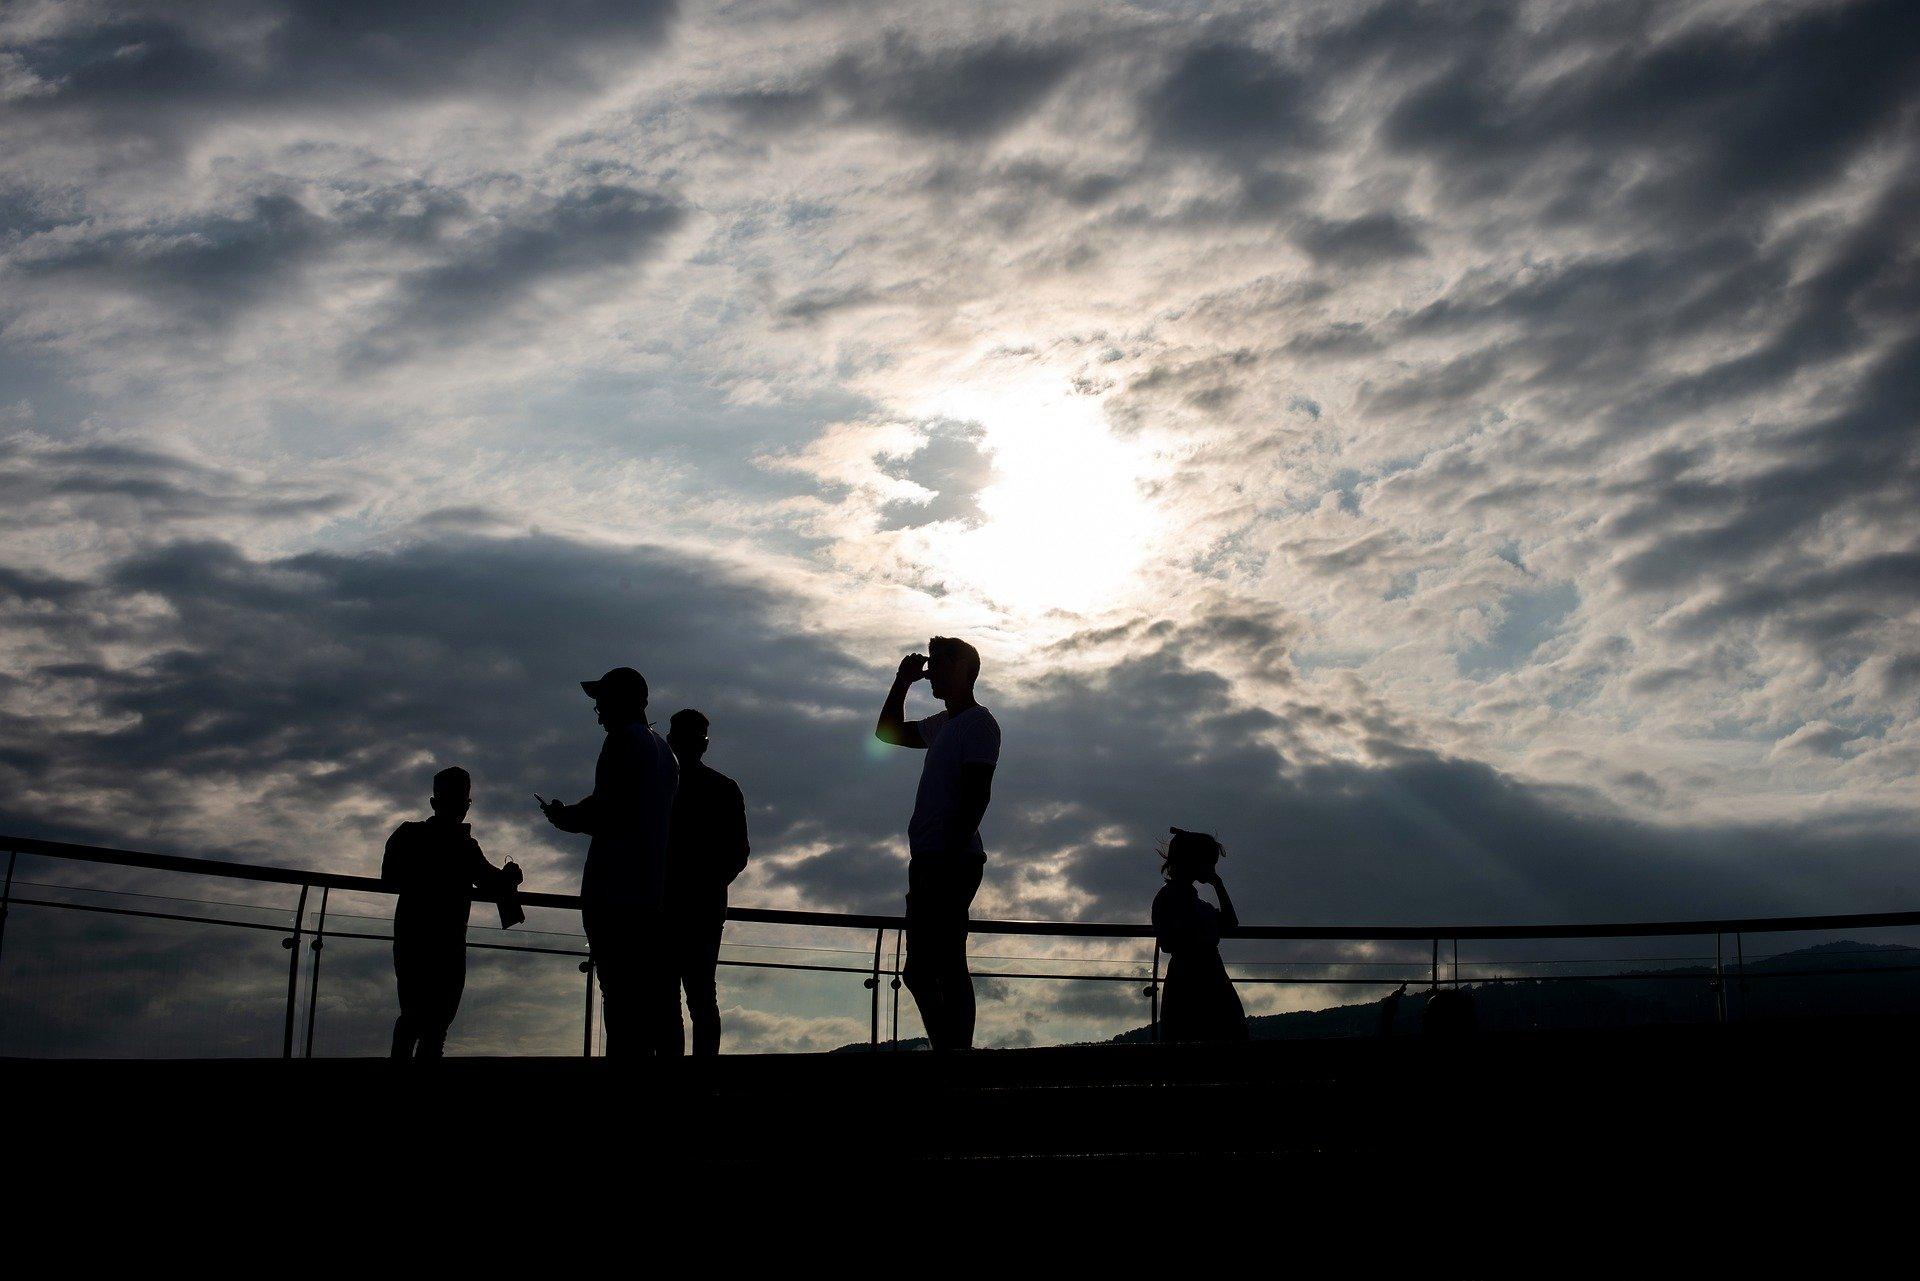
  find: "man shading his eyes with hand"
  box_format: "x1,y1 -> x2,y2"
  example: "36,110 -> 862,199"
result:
875,636 -> 1000,1052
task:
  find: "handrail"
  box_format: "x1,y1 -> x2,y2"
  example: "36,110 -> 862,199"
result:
8,831 -> 1920,941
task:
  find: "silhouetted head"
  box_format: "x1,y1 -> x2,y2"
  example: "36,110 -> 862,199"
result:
429,766 -> 471,823
1161,826 -> 1223,883
581,666 -> 648,731
927,635 -> 981,701
668,708 -> 709,765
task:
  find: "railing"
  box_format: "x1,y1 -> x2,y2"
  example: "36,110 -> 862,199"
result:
5,832 -> 1920,1058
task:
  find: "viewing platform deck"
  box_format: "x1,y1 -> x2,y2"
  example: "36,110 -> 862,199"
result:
10,1017 -> 1914,1169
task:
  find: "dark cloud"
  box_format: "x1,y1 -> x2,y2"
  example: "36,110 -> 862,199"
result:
0,564 -> 85,604
1144,41 -> 1324,162
0,527 -> 1913,958
1005,637 -> 1915,927
876,420 -> 995,530
0,532 -> 875,868
1363,349 -> 1503,416
6,1 -> 678,141
6,178 -> 682,350
15,194 -> 328,327
722,35 -> 1080,141
1231,3 -> 1920,673
361,183 -> 684,359
1289,212 -> 1426,267
760,837 -> 905,917
1609,328 -> 1920,611
772,283 -> 884,324
0,436 -> 350,533
924,159 -> 1132,213
1381,0 -> 1920,220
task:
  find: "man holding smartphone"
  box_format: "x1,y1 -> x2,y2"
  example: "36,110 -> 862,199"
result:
874,636 -> 1000,1051
540,666 -> 680,1056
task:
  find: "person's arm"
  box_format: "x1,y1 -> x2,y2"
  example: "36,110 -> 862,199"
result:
943,762 -> 994,855
938,713 -> 999,855
723,781 -> 751,885
381,827 -> 406,885
874,654 -> 928,748
1207,872 -> 1239,934
467,839 -> 521,895
542,794 -> 596,834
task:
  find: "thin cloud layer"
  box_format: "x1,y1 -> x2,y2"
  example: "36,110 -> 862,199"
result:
5,1 -> 677,138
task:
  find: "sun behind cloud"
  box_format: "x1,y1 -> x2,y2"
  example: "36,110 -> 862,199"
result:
922,374 -> 1164,619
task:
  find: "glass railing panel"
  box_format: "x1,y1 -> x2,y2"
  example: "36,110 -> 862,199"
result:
965,931 -> 1156,1048
0,882 -> 292,1058
711,919 -> 880,1053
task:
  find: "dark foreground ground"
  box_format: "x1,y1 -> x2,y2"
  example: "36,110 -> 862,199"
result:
13,1020 -> 1909,1260
8,1017 -> 1916,1169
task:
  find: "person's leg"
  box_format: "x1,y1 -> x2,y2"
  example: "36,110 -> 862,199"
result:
417,1019 -> 449,1058
392,942 -> 418,1059
416,949 -> 466,1059
391,1014 -> 416,1059
682,903 -> 724,1057
652,909 -> 685,1057
586,908 -> 618,1057
647,929 -> 683,1057
949,857 -> 982,1049
944,930 -> 975,1050
903,944 -> 944,1049
902,861 -> 947,1048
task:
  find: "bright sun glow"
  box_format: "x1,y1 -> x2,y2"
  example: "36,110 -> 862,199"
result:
923,377 -> 1161,617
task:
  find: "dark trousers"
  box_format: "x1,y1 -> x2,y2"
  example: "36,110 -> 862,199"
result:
903,854 -> 984,1052
584,904 -> 679,1057
392,939 -> 465,1059
671,894 -> 726,1056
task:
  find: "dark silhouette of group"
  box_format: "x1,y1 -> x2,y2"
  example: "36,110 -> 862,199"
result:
385,635 -> 1253,1058
387,667 -> 750,1059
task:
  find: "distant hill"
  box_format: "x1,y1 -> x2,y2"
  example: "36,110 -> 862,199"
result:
833,941 -> 1920,1052
832,1036 -> 930,1054
1111,940 -> 1920,1044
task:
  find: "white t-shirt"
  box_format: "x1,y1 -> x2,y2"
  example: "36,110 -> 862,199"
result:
908,706 -> 1001,860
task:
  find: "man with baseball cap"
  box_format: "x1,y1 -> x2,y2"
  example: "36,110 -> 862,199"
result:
539,666 -> 680,1056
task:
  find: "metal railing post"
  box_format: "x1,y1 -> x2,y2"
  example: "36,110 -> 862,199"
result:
303,886 -> 329,1058
889,929 -> 903,1046
866,927 -> 884,1047
1148,943 -> 1161,1042
0,848 -> 16,973
1714,932 -> 1727,1023
1431,938 -> 1440,989
1735,932 -> 1747,1020
581,958 -> 596,1057
280,883 -> 309,1059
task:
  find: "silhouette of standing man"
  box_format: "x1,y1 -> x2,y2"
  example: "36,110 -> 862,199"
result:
540,667 -> 679,1056
665,709 -> 751,1056
875,637 -> 999,1051
384,766 -> 522,1059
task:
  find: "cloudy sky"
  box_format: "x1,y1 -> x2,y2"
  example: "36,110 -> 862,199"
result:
2,1 -> 1917,1049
